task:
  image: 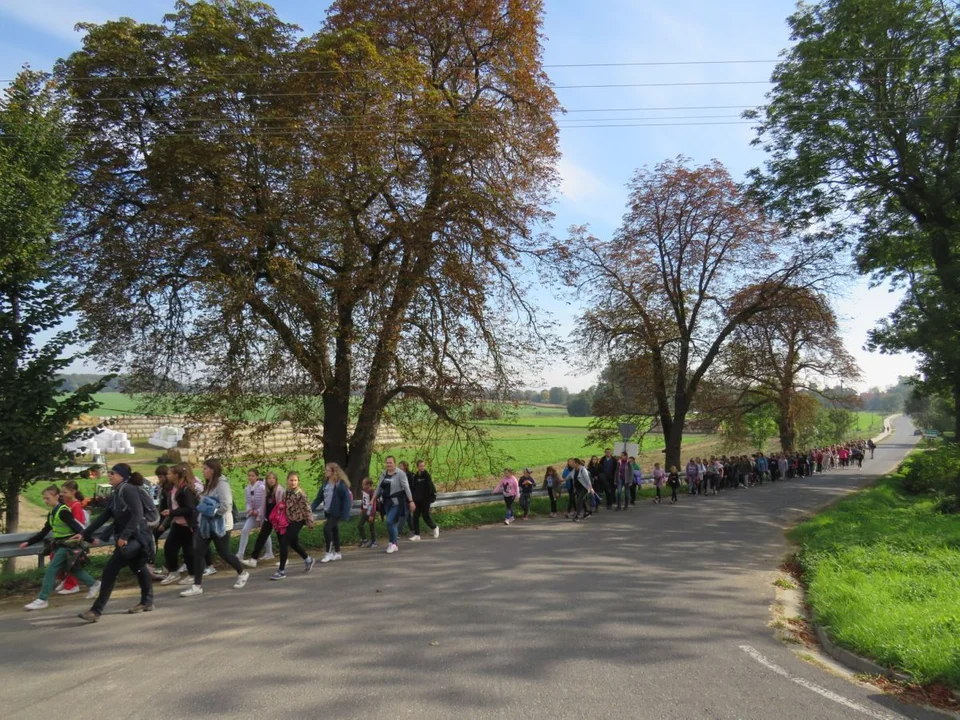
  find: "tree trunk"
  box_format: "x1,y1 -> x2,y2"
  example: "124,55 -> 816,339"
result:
2,488 -> 19,575
954,381 -> 960,444
346,422 -> 377,497
778,416 -> 796,453
662,409 -> 688,471
322,390 -> 350,474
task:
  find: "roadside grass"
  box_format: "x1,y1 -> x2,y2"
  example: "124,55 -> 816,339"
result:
787,472 -> 960,688
1,489 -> 661,599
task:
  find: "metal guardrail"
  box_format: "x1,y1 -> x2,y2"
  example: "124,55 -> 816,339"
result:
0,487 -> 551,566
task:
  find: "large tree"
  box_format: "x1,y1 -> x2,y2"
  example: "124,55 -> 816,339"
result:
720,287 -> 861,452
748,0 -> 960,437
556,158 -> 833,469
0,70 -> 106,558
57,0 -> 559,487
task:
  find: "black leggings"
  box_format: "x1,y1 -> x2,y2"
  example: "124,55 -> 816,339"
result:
358,512 -> 374,541
193,531 -> 243,584
164,523 -> 195,573
412,503 -> 437,534
547,487 -> 557,513
566,486 -> 576,513
324,515 -> 341,552
280,520 -> 308,571
251,519 -> 275,560
630,483 -> 637,504
92,546 -> 152,614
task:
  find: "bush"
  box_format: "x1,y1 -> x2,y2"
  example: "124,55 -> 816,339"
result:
900,444 -> 960,513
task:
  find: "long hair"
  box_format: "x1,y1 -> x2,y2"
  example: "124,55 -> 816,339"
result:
129,472 -> 145,487
61,479 -> 84,502
171,464 -> 198,499
326,463 -> 349,485
203,458 -> 224,493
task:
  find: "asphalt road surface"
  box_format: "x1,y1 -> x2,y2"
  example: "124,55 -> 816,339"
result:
1,417 -> 946,720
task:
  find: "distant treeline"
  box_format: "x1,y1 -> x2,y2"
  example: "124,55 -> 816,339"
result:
58,374 -> 125,392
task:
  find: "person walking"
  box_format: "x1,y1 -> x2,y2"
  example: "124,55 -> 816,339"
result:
667,466 -> 681,503
630,457 -> 642,505
599,449 -> 617,510
562,458 -> 577,518
357,478 -> 377,548
651,462 -> 665,504
238,468 -> 272,562
53,480 -> 91,596
180,458 -> 250,597
270,471 -> 316,580
159,463 -> 198,586
543,466 -> 560,517
410,460 -> 439,539
77,464 -> 154,622
492,469 -> 520,525
244,471 -> 283,568
571,458 -> 596,522
21,485 -> 99,611
615,452 -> 632,510
319,463 -> 352,563
374,456 -> 415,555
518,468 -> 536,519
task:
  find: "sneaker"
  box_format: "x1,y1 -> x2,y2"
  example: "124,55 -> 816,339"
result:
57,585 -> 80,595
85,581 -> 101,600
241,558 -> 257,568
432,526 -> 440,539
77,609 -> 100,623
304,557 -> 315,573
331,552 -> 342,562
203,566 -> 217,577
177,564 -> 188,573
54,581 -> 65,593
270,571 -> 287,580
24,598 -> 48,611
263,554 -> 275,561
180,585 -> 203,598
160,572 -> 181,586
178,575 -> 195,585
128,603 -> 153,614
550,513 -> 557,518
358,540 -> 370,548
504,519 -> 510,525
386,543 -> 398,554
320,552 -> 334,564
572,517 -> 581,523
233,571 -> 250,589
409,535 -> 421,542
369,541 -> 378,549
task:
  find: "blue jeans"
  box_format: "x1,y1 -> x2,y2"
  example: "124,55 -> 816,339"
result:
386,504 -> 402,545
617,479 -> 630,507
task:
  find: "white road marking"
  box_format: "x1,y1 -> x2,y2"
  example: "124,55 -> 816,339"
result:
739,645 -> 901,720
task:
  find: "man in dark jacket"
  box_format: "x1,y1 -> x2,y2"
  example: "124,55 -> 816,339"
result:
76,464 -> 154,622
599,449 -> 617,510
410,461 -> 439,540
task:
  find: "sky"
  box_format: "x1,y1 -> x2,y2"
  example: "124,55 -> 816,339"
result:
0,0 -> 917,394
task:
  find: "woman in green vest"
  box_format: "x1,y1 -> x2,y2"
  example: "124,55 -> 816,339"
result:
20,485 -> 98,611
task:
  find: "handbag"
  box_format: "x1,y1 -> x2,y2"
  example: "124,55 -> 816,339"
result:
118,538 -> 143,560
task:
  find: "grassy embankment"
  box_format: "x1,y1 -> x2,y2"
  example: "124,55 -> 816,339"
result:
787,467 -> 960,688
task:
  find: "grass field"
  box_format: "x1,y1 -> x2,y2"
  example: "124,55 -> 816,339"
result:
788,469 -> 960,688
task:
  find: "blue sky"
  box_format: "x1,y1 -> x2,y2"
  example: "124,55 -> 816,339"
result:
0,0 -> 916,392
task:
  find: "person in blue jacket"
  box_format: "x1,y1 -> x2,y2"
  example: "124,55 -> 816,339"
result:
319,463 -> 352,563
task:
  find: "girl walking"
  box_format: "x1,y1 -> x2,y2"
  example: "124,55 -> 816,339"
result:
518,468 -> 536,519
54,480 -> 91,596
667,466 -> 681,503
244,471 -> 283,567
492,469 -> 520,525
180,459 -> 249,597
543,466 -> 560,517
319,463 -> 351,563
21,485 -> 98,611
410,460 -> 439,539
160,463 -> 198,586
571,458 -> 596,522
271,471 -> 316,579
358,478 -> 377,548
238,469 -> 272,562
651,463 -> 665,504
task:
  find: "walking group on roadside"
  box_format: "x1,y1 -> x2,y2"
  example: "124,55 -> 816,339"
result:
20,438 -> 872,620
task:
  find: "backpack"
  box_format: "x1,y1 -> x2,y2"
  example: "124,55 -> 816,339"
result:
269,500 -> 289,536
117,483 -> 161,529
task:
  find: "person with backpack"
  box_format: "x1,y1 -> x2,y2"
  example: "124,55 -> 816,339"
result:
357,477 -> 377,548
244,471 -> 283,567
76,464 -> 154,622
410,460 -> 439,539
270,471 -> 316,580
319,463 -> 351,563
570,458 -> 596,522
492,469 -> 520,525
20,485 -> 99,611
180,458 -> 249,597
630,457 -> 642,505
53,479 -> 91,596
159,463 -> 198,586
375,456 -> 415,554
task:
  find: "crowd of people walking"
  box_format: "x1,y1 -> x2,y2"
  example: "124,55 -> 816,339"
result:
19,439 -> 874,620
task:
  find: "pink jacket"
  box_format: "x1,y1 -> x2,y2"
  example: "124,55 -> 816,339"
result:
493,475 -> 519,498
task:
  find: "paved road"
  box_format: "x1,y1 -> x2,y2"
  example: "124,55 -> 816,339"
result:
0,417 -> 945,720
